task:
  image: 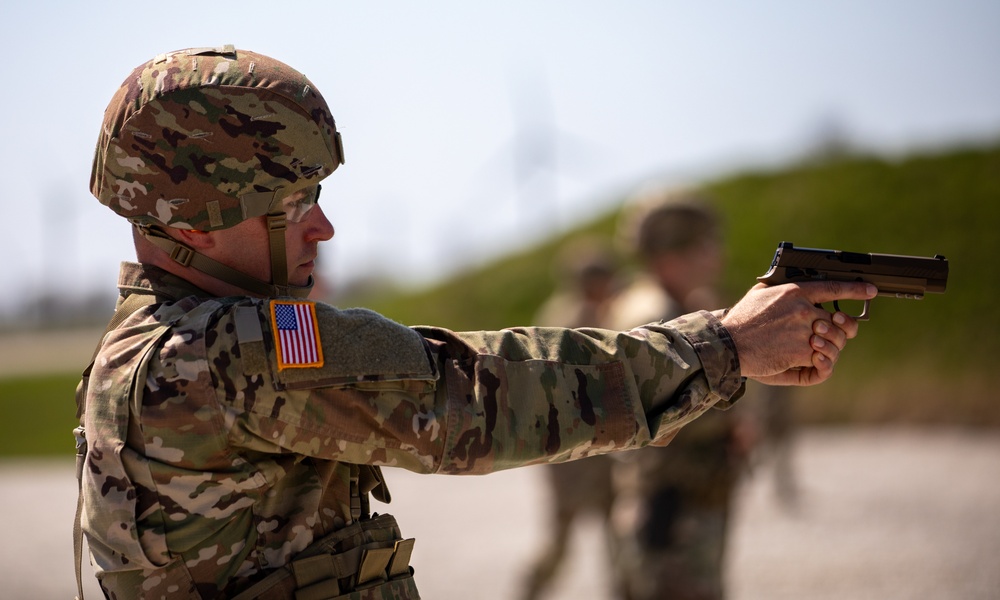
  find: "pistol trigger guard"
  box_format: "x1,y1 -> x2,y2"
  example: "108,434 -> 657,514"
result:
831,299 -> 871,321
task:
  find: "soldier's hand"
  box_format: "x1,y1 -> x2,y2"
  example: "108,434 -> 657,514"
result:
721,281 -> 876,386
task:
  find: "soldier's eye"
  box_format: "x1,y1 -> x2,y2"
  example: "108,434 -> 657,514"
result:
281,185 -> 321,223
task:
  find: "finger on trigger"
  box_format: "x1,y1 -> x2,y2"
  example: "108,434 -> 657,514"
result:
806,281 -> 878,305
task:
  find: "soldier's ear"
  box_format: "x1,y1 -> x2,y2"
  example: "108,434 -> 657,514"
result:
172,228 -> 216,249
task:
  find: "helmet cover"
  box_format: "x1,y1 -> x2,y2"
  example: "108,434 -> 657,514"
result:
91,45 -> 344,231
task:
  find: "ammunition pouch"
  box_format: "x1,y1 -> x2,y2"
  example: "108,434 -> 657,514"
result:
232,513 -> 419,600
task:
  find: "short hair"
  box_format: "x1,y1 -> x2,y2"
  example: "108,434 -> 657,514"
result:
618,186 -> 720,259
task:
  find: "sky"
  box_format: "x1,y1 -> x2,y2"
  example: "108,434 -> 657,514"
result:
1,0 -> 998,316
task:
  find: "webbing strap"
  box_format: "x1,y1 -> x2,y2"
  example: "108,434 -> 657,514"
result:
73,429 -> 87,600
267,212 -> 288,290
350,464 -> 391,522
73,292 -> 160,600
138,225 -> 312,298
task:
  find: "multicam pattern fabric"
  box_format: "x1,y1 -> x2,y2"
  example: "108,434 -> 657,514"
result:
90,46 -> 343,232
608,281 -> 748,600
79,262 -> 742,598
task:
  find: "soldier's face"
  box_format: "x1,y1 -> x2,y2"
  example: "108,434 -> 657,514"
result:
208,202 -> 335,287
285,204 -> 336,285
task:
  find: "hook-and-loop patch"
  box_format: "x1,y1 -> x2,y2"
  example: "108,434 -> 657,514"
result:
270,300 -> 324,369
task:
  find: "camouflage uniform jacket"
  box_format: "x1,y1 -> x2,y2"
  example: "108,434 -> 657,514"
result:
79,262 -> 743,598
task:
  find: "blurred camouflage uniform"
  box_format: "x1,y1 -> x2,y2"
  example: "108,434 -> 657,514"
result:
521,238 -> 625,600
607,187 -> 753,600
75,47 -> 746,599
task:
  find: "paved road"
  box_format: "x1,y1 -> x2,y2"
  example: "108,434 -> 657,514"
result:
2,427 -> 998,599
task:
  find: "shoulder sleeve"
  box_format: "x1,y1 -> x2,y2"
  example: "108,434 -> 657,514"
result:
209,300 -> 439,465
217,299 -> 436,386
273,302 -> 436,387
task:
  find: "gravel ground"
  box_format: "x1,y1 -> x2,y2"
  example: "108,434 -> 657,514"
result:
1,427 -> 998,600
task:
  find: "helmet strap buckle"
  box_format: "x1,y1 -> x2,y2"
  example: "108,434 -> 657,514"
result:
169,243 -> 195,267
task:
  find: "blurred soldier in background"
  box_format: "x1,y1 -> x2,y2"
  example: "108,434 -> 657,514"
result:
607,186 -> 756,600
756,384 -> 800,509
521,237 -> 625,600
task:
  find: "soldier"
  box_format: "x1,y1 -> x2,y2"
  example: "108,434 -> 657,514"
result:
607,186 -> 757,600
521,237 -> 624,600
74,46 -> 873,599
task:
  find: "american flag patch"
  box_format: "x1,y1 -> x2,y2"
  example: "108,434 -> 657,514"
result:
270,300 -> 324,369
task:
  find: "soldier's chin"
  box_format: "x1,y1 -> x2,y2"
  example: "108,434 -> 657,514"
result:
290,265 -> 314,287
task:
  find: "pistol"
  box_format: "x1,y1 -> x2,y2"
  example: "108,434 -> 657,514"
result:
757,242 -> 949,320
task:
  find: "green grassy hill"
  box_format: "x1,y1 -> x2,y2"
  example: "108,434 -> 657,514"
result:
345,142 -> 1000,426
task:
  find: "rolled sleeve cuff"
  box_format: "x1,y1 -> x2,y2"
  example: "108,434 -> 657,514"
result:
669,310 -> 746,407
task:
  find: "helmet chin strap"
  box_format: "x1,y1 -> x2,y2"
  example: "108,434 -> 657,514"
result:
266,211 -> 293,296
138,223 -> 314,299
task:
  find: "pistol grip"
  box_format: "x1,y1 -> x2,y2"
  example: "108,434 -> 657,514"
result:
832,299 -> 871,321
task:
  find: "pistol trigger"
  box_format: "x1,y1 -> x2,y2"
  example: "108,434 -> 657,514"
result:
857,299 -> 872,321
832,300 -> 841,314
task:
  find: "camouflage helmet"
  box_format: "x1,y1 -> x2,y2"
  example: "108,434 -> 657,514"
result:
90,45 -> 344,232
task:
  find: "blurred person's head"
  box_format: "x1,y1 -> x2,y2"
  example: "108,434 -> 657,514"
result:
553,236 -> 619,303
618,185 -> 724,310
